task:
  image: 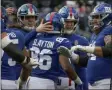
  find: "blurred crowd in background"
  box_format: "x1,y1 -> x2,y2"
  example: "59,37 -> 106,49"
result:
2,0 -> 112,39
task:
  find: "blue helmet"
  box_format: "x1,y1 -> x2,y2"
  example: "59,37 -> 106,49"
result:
1,6 -> 8,29
58,6 -> 79,21
89,3 -> 112,29
17,3 -> 39,17
44,12 -> 64,34
58,6 -> 79,34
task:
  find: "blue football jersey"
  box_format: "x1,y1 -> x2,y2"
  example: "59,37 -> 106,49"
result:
26,34 -> 72,82
64,34 -> 89,90
87,25 -> 112,84
19,29 -> 29,36
1,28 -> 25,80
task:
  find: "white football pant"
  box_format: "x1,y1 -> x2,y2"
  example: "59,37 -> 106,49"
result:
89,78 -> 111,89
28,76 -> 55,89
1,80 -> 17,89
56,77 -> 75,89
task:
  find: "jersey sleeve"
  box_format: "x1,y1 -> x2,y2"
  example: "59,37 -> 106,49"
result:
59,38 -> 72,49
81,37 -> 89,46
101,26 -> 112,35
25,30 -> 37,46
16,31 -> 25,50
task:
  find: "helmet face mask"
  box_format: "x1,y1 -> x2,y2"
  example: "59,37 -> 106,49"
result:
17,3 -> 39,31
89,14 -> 102,31
18,15 -> 38,27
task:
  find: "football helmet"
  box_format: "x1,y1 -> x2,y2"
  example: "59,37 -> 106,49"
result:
58,6 -> 79,34
89,3 -> 112,30
44,12 -> 64,34
17,3 -> 39,31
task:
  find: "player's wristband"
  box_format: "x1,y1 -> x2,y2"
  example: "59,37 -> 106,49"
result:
1,36 -> 12,49
74,76 -> 83,85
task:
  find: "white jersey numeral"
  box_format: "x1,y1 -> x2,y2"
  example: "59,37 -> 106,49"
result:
89,41 -> 96,60
31,47 -> 53,70
8,58 -> 16,66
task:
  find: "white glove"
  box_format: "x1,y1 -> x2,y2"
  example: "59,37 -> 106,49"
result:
71,52 -> 79,61
22,57 -> 39,69
71,45 -> 95,53
70,46 -> 79,52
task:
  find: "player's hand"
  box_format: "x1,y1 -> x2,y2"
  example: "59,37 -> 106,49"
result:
22,57 -> 39,69
57,46 -> 71,58
6,7 -> 16,15
36,19 -> 53,33
70,45 -> 79,52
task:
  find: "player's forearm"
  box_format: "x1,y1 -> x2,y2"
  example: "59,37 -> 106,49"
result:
17,67 -> 31,89
59,55 -> 77,80
94,47 -> 103,57
93,46 -> 112,58
20,67 -> 31,81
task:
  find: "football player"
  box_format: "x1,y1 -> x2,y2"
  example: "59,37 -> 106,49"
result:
58,6 -> 89,90
16,3 -> 53,36
1,6 -> 38,69
71,3 -> 112,89
1,6 -> 39,89
21,12 -> 82,89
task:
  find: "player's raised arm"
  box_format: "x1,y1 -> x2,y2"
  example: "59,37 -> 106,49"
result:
71,34 -> 112,58
57,40 -> 82,85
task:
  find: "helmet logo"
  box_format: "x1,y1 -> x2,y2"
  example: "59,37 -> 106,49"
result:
50,12 -> 56,23
104,7 -> 111,13
67,7 -> 75,19
27,4 -> 35,15
29,4 -> 33,13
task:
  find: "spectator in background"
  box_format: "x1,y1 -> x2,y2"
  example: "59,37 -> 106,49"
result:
39,0 -> 52,18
